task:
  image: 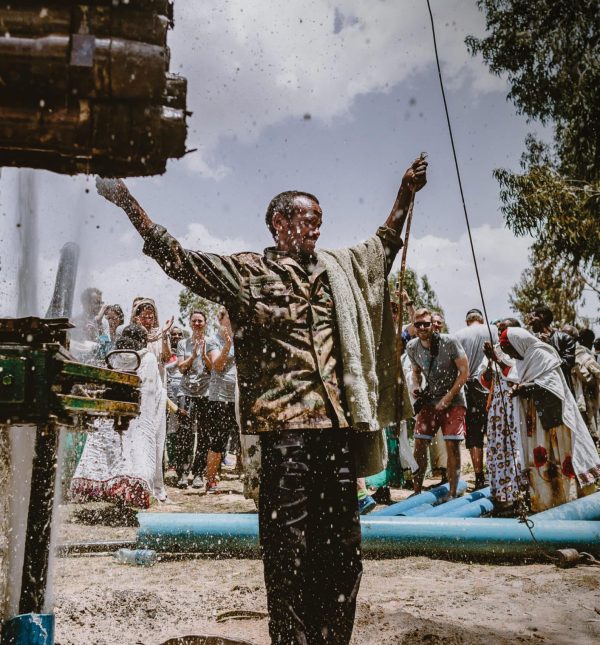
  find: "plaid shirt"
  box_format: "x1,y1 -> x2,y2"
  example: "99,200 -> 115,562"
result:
143,225 -> 402,433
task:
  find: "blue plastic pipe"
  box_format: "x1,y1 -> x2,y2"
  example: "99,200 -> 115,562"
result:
531,491 -> 600,521
401,503 -> 434,516
369,480 -> 468,516
443,498 -> 495,518
419,488 -> 491,517
0,613 -> 55,645
137,513 -> 600,561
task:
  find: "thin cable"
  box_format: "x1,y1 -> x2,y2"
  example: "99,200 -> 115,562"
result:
425,0 -> 493,340
425,0 -> 553,557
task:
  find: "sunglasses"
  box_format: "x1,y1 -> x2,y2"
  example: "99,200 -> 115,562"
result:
414,321 -> 432,329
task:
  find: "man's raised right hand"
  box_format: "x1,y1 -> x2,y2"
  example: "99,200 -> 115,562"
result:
96,177 -> 130,208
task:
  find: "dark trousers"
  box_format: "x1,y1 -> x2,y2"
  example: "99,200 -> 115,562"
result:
464,380 -> 488,450
173,396 -> 210,477
259,429 -> 362,645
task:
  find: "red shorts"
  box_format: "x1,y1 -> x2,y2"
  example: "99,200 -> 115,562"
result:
414,405 -> 466,441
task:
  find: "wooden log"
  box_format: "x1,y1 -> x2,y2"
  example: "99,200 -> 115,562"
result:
11,1 -> 173,19
0,6 -> 169,47
164,73 -> 187,110
0,98 -> 186,177
0,6 -> 71,37
0,34 -> 167,100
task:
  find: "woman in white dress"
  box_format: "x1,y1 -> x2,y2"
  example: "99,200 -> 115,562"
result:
500,327 -> 600,512
129,297 -> 173,501
70,324 -> 167,508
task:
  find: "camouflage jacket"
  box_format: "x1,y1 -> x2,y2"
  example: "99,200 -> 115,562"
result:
143,225 -> 402,433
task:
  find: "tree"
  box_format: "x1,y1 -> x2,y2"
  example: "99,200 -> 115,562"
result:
509,246 -> 587,325
388,267 -> 445,328
178,288 -> 221,332
466,0 -> 600,317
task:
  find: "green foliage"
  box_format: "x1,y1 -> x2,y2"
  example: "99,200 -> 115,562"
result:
178,289 -> 221,332
467,1 -> 599,317
509,246 -> 586,325
388,267 -> 445,328
466,0 -> 600,180
494,136 -> 600,280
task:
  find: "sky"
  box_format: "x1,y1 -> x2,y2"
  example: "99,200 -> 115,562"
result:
1,0 -> 585,333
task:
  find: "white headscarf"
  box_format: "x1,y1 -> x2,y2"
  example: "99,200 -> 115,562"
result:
507,327 -> 600,485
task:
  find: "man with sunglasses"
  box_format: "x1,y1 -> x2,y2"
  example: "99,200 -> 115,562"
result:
406,308 -> 469,498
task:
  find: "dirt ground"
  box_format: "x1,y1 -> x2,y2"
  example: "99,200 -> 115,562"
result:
53,464 -> 600,645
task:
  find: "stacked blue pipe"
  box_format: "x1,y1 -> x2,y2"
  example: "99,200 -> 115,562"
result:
137,512 -> 600,562
419,488 -> 491,517
531,491 -> 600,521
369,480 -> 468,516
444,498 -> 494,518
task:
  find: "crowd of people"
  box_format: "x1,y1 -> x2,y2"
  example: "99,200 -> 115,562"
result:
67,287 -> 239,506
85,159 -> 600,644
392,300 -> 600,515
65,282 -> 600,520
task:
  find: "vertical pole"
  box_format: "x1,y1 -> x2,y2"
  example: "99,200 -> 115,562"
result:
18,421 -> 59,614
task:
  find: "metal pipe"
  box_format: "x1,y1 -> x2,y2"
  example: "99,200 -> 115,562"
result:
137,513 -> 600,561
19,422 -> 59,615
56,540 -> 137,557
419,488 -> 490,517
45,242 -> 80,318
369,480 -> 468,516
530,491 -> 600,521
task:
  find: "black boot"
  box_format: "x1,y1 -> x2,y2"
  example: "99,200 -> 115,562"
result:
372,485 -> 392,505
474,472 -> 486,490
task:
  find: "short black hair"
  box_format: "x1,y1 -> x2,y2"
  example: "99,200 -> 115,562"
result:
465,308 -> 484,323
189,310 -> 206,321
532,304 -> 553,325
579,328 -> 595,349
265,191 -> 319,238
116,323 -> 148,351
106,304 -> 124,325
504,317 -> 521,328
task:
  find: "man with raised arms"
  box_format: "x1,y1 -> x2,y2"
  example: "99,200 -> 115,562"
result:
96,156 -> 427,644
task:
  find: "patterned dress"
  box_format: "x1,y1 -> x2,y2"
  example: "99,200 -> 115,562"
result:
523,399 -> 578,512
485,373 -> 526,504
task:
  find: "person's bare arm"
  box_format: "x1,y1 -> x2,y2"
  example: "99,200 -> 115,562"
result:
159,317 -> 174,364
178,340 -> 201,373
384,157 -> 428,235
412,363 -> 423,398
96,178 -> 156,239
212,332 -> 233,372
436,355 -> 469,411
96,178 -> 243,312
206,348 -> 219,371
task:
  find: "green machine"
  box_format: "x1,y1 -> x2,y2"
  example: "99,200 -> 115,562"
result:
0,316 -> 139,430
0,316 -> 141,644
0,239 -> 140,645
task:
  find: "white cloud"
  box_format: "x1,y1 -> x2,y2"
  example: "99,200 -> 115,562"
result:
179,222 -> 249,254
171,0 -> 506,176
83,222 -> 251,325
403,225 -> 533,331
